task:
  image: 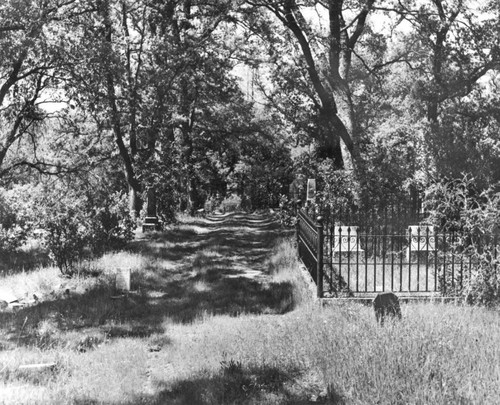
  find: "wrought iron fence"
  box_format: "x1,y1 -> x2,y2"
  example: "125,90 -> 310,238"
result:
297,209 -> 323,297
296,208 -> 499,298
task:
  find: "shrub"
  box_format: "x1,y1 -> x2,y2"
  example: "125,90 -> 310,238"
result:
6,183 -> 135,276
0,225 -> 24,252
0,187 -> 29,252
277,195 -> 296,227
316,163 -> 359,215
88,191 -> 135,255
204,194 -> 223,214
219,194 -> 242,213
39,197 -> 91,275
424,175 -> 500,305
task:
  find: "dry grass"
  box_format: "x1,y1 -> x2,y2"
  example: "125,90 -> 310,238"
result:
1,215 -> 499,404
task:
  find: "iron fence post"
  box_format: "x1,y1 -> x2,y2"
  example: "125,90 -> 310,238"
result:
317,216 -> 324,298
296,210 -> 301,255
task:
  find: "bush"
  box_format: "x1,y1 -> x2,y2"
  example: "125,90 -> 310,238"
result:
204,194 -> 223,214
42,191 -> 135,275
424,176 -> 500,305
0,187 -> 29,252
0,225 -> 25,252
5,183 -> 135,276
219,194 -> 242,213
316,163 -> 358,214
277,195 -> 296,227
88,191 -> 135,255
42,208 -> 89,275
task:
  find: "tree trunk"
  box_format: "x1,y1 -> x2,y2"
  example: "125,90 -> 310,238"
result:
100,0 -> 141,217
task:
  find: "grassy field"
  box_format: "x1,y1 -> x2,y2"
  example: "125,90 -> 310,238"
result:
1,214 -> 500,404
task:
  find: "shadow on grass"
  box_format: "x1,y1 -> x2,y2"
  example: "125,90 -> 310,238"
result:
73,363 -> 341,405
0,213 -> 296,348
0,244 -> 51,275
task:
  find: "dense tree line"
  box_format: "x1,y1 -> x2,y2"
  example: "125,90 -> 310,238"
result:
1,0 -> 499,271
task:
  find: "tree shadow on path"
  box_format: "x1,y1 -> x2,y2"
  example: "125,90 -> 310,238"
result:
0,212 -> 294,347
125,212 -> 295,323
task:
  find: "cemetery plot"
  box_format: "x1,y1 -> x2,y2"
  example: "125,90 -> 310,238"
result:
326,261 -> 439,294
323,232 -> 475,295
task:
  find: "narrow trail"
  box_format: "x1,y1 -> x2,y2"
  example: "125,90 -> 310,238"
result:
139,212 -> 294,400
138,212 -> 303,402
127,211 -> 293,325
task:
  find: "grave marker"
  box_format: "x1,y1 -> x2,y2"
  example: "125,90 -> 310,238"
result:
408,225 -> 435,251
373,292 -> 402,325
332,226 -> 363,253
115,268 -> 131,292
306,178 -> 316,202
407,225 -> 435,260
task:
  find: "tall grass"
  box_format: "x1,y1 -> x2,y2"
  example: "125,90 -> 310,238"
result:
267,237 -> 314,308
1,217 -> 499,404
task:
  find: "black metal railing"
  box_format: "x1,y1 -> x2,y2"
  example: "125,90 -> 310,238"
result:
297,208 -> 499,298
297,209 -> 323,297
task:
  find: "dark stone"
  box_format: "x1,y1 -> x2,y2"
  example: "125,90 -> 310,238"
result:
373,292 -> 402,325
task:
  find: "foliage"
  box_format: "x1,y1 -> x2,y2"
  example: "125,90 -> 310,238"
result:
316,162 -> 359,215
359,121 -> 424,208
204,194 -> 224,214
424,175 -> 500,305
229,131 -> 293,210
219,194 -> 242,213
423,175 -> 482,233
277,195 -> 296,228
291,154 -> 359,216
87,191 -> 136,255
425,91 -> 500,187
0,187 -> 29,252
41,202 -> 90,275
2,181 -> 134,275
0,0 -> 499,249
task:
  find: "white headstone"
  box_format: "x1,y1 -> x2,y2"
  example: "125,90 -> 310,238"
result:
306,179 -> 316,201
115,268 -> 131,291
332,226 -> 363,253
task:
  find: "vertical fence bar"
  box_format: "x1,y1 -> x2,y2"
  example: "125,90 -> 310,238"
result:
317,216 -> 324,298
416,227 -> 421,292
347,227 -> 351,291
391,233 -> 395,291
356,230 -> 360,293
365,233 -> 368,292
296,211 -> 301,253
373,234 -> 377,292
329,221 -> 333,267
400,232 -> 403,292
442,232 -> 447,294
460,249 -> 464,291
338,226 -> 343,288
382,232 -> 386,291
425,227 -> 429,291
451,232 -> 456,290
408,227 -> 412,292
494,235 -> 498,271
434,232 -> 438,292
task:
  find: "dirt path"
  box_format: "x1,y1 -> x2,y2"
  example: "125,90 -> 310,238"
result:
0,213 -> 310,405
126,211 -> 293,325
